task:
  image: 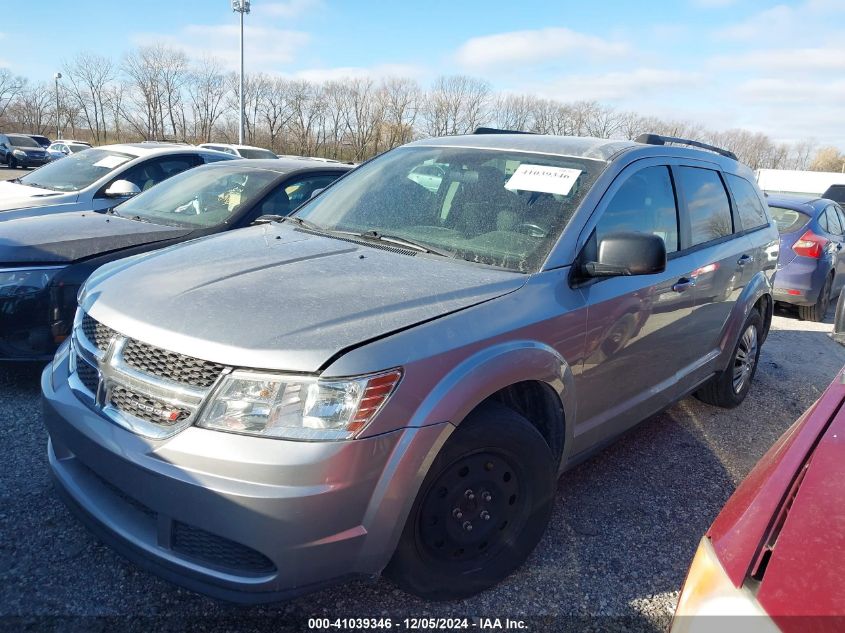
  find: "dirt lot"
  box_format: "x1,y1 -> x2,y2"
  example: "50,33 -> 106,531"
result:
1,304 -> 840,632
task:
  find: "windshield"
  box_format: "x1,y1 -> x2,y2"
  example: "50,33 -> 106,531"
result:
114,164 -> 278,228
19,148 -> 136,192
238,148 -> 278,160
769,206 -> 811,234
69,144 -> 89,153
295,146 -> 605,272
9,135 -> 40,148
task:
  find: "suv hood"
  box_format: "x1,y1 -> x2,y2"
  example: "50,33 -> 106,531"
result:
0,211 -> 190,265
84,224 -> 528,373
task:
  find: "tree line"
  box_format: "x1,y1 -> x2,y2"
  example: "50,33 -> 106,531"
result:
1,44 -> 843,171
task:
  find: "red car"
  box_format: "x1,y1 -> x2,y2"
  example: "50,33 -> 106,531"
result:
672,366 -> 845,632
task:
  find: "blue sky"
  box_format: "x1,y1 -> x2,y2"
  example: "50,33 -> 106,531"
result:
3,0 -> 844,146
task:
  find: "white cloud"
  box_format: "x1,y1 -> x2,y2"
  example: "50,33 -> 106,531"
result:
711,46 -> 845,73
291,63 -> 426,83
257,0 -> 323,19
455,27 -> 628,69
715,4 -> 793,40
133,24 -> 310,72
538,68 -> 700,102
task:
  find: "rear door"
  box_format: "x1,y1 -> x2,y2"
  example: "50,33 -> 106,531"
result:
673,164 -> 750,382
823,205 -> 845,283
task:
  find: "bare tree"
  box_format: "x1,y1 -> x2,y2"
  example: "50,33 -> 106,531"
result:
380,77 -> 421,149
258,76 -> 293,152
810,146 -> 845,172
0,68 -> 25,121
8,82 -> 54,134
422,75 -> 491,137
186,56 -> 227,143
62,52 -> 115,143
493,94 -> 534,132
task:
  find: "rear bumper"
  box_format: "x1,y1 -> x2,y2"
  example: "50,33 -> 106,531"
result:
773,256 -> 828,307
42,355 -> 450,602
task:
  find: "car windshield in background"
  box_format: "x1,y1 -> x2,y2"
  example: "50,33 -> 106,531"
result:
295,146 -> 605,272
113,165 -> 278,228
18,148 -> 136,192
8,135 -> 40,148
769,206 -> 811,234
69,144 -> 89,153
238,148 -> 278,160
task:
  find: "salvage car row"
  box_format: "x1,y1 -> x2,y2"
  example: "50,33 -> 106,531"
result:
1,131 -> 843,629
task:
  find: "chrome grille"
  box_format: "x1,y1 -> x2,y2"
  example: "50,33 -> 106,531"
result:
75,357 -> 99,393
72,311 -> 228,439
109,386 -> 191,426
81,313 -> 117,352
122,339 -> 225,388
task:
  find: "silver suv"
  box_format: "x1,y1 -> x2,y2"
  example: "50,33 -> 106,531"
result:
43,132 -> 778,602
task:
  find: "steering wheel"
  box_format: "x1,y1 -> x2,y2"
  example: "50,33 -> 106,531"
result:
515,223 -> 547,238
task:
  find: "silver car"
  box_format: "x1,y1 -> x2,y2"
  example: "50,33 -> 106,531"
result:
43,132 -> 778,602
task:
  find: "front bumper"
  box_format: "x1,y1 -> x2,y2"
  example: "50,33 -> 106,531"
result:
0,284 -> 75,361
42,354 -> 450,602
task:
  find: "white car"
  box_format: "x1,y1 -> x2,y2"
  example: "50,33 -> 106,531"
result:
46,140 -> 92,162
0,142 -> 234,220
198,142 -> 278,160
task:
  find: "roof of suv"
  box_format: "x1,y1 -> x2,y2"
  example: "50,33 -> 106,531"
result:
90,142 -> 219,158
199,143 -> 270,151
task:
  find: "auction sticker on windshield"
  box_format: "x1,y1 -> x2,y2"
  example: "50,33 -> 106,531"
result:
505,165 -> 582,196
93,155 -> 130,169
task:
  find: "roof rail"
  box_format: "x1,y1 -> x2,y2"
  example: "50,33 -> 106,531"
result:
635,133 -> 737,161
473,127 -> 535,135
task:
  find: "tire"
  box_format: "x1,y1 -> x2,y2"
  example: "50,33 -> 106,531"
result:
7,155 -> 17,169
695,308 -> 763,408
798,273 -> 833,322
384,401 -> 556,600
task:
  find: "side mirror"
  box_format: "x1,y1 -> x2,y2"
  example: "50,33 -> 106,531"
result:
584,232 -> 666,278
62,147 -> 70,154
104,180 -> 141,198
252,214 -> 285,225
310,188 -> 325,199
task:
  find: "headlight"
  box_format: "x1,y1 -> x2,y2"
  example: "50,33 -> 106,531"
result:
12,149 -> 26,157
671,537 -> 778,632
0,267 -> 63,298
195,368 -> 402,441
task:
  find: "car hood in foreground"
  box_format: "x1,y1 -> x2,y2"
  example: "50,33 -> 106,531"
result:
708,368 -> 845,628
84,224 -> 528,373
0,211 -> 190,265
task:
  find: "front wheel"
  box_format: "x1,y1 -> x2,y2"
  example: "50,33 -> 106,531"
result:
7,155 -> 17,169
695,308 -> 763,408
385,401 -> 555,600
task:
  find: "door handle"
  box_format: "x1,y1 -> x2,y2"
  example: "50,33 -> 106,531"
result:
672,277 -> 696,292
737,254 -> 754,266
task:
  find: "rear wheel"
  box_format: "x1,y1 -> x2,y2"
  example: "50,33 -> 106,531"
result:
385,401 -> 555,600
695,308 -> 762,408
798,273 -> 833,322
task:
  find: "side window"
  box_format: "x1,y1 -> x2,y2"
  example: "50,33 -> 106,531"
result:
677,167 -> 734,246
818,210 -> 830,233
825,206 -> 843,235
726,173 -> 768,231
283,174 -> 342,209
202,152 -> 231,164
118,155 -> 199,192
596,165 -> 679,254
835,205 -> 845,232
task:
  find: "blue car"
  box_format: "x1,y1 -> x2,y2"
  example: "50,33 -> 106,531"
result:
768,194 -> 845,321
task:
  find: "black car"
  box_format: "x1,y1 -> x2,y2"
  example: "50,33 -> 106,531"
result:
0,158 -> 351,360
0,133 -> 50,168
26,134 -> 52,149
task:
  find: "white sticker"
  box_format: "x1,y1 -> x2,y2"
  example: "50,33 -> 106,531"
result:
505,164 -> 582,196
93,155 -> 130,169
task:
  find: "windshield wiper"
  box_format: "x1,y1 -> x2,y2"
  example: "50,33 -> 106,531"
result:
280,215 -> 328,232
353,230 -> 454,258
20,181 -> 49,189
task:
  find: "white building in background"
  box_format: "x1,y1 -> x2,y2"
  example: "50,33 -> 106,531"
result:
756,168 -> 845,196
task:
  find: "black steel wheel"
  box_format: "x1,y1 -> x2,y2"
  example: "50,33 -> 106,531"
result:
385,401 -> 555,600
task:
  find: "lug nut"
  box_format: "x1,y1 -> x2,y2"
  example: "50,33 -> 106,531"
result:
480,510 -> 490,521
462,521 -> 473,532
464,489 -> 475,501
452,508 -> 463,520
482,491 -> 492,502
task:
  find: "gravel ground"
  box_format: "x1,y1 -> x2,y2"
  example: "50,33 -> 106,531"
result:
1,306 -> 842,633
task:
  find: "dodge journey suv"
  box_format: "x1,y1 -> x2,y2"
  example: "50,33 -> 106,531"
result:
43,131 -> 778,602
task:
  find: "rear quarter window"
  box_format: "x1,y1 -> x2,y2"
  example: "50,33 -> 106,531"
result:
726,174 -> 769,231
678,167 -> 734,246
768,206 -> 810,234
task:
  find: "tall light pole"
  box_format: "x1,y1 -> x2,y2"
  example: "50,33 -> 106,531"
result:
232,0 -> 250,145
54,72 -> 62,140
